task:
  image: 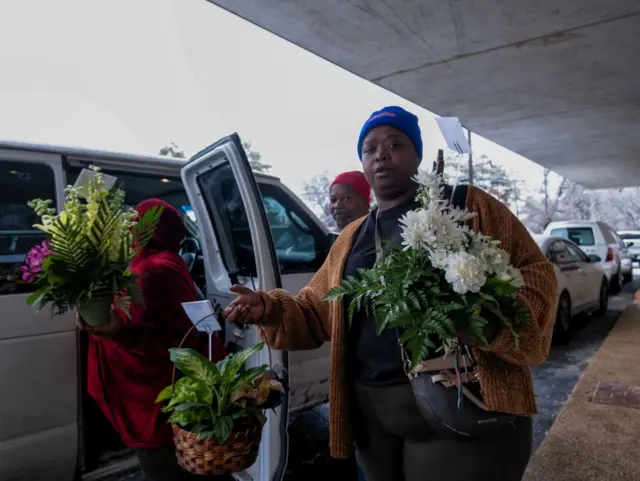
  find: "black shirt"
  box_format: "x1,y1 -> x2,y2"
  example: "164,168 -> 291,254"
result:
344,198 -> 420,386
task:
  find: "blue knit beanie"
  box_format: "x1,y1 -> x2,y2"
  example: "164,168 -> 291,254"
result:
357,106 -> 423,161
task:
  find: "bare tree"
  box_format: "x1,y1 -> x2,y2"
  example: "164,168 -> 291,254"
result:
300,172 -> 336,229
442,153 -> 520,209
242,141 -> 271,173
158,142 -> 185,159
599,188 -> 640,230
520,169 -> 569,232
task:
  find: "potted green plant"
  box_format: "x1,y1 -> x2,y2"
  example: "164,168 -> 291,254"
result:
22,167 -> 162,325
156,342 -> 285,476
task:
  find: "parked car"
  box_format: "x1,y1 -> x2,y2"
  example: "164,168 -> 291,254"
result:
618,230 -> 640,265
534,235 -> 609,343
544,220 -> 624,294
0,137 -> 333,481
613,231 -> 633,283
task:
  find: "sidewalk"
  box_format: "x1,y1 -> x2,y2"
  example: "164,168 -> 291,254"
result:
524,305 -> 640,481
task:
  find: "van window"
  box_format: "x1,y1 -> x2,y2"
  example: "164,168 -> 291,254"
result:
1,161 -> 57,295
259,183 -> 327,274
195,163 -> 327,276
550,227 -> 595,246
66,168 -> 193,226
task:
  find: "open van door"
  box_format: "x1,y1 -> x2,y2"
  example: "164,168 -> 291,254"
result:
181,134 -> 288,481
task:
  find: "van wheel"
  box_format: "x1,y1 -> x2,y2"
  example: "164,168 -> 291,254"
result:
554,293 -> 572,344
623,271 -> 633,284
594,279 -> 609,317
609,272 -> 622,295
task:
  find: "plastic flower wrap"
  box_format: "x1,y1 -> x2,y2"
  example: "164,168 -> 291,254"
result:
22,166 -> 162,318
325,170 -> 530,367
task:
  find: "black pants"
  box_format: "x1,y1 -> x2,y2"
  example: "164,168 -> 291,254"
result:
135,445 -> 233,481
354,383 -> 532,481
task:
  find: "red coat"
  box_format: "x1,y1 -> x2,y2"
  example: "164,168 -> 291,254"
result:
87,199 -> 226,448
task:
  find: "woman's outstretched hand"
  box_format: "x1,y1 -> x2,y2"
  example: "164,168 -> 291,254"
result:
224,285 -> 266,325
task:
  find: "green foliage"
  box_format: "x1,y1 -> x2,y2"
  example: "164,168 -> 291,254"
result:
24,167 -> 162,317
156,343 -> 284,444
324,243 -> 530,368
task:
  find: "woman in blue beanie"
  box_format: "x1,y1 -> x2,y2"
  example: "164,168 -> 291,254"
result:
224,106 -> 556,481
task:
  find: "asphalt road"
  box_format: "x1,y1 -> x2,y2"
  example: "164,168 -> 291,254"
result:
114,276 -> 637,481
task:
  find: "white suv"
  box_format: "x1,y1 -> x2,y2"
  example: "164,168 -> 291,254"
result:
619,231 -> 640,264
544,220 -> 624,294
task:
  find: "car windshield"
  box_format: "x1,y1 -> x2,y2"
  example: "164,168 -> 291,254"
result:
619,233 -> 640,241
550,227 -> 595,246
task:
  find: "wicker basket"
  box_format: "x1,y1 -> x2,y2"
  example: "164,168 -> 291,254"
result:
172,420 -> 263,475
170,318 -> 271,475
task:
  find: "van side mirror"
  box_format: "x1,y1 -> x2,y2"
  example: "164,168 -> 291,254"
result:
626,241 -> 634,247
588,254 -> 602,263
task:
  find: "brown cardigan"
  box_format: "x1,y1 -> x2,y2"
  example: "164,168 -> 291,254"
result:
256,185 -> 557,458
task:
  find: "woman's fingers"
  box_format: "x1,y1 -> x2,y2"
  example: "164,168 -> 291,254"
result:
223,285 -> 264,325
224,303 -> 253,325
230,284 -> 254,296
225,305 -> 239,322
225,304 -> 246,323
224,295 -> 252,316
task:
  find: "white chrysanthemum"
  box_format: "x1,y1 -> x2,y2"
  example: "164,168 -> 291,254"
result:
429,250 -> 449,269
447,205 -> 477,224
480,247 -> 511,275
413,169 -> 440,188
468,233 -> 492,257
497,265 -> 525,288
444,252 -> 487,294
399,209 -> 435,250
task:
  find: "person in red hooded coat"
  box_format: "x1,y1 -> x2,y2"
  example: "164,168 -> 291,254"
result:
77,199 -> 228,481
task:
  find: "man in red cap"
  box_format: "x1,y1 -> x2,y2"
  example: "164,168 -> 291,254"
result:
329,171 -> 371,232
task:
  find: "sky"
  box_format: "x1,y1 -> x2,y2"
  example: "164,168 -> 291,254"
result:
0,0 -> 548,200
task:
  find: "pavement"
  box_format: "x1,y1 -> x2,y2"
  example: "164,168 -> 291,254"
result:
113,279 -> 638,481
529,289 -> 630,451
523,281 -> 640,481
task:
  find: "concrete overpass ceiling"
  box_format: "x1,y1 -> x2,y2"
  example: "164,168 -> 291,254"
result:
209,1 -> 640,189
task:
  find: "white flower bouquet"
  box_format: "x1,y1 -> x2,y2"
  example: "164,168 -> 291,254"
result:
325,170 -> 530,368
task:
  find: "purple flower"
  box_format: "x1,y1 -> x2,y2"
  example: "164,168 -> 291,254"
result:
22,241 -> 53,282
21,265 -> 34,282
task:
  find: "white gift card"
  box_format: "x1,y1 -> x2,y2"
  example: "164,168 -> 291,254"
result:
182,300 -> 222,333
435,117 -> 472,155
73,168 -> 118,198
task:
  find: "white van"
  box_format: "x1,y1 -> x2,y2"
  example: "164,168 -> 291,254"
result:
543,220 -> 624,294
0,135 -> 333,481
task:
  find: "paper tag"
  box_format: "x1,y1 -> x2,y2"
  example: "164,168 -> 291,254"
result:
73,168 -> 118,198
182,300 -> 222,333
435,117 -> 472,155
